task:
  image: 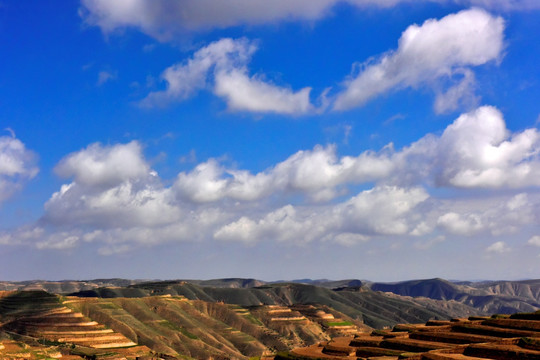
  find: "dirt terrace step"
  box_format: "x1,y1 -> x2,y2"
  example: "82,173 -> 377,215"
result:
452,323 -> 539,338
394,324 -> 430,332
90,340 -> 137,349
21,316 -> 87,324
426,320 -> 455,326
415,325 -> 453,333
482,318 -> 540,332
380,338 -> 457,353
520,338 -> 540,352
22,320 -> 99,326
23,307 -> 73,317
422,351 -> 490,360
354,346 -> 407,357
40,312 -> 84,318
322,344 -> 356,356
25,324 -> 107,333
56,334 -> 128,343
349,335 -> 384,347
464,342 -> 540,359
40,329 -> 114,335
410,330 -> 504,344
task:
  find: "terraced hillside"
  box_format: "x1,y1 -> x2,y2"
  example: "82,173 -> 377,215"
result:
282,310 -> 540,359
72,281 -> 484,329
1,290 -> 369,359
65,295 -> 371,359
0,290 -> 154,359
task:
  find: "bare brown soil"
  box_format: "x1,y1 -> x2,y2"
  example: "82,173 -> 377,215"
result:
283,312 -> 540,360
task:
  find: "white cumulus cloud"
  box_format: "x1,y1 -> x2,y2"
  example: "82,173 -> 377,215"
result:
54,141 -> 150,188
142,38 -> 314,114
80,0 -> 537,39
4,106 -> 540,253
433,106 -> 540,188
47,142 -> 180,228
176,106 -> 540,206
0,135 -> 38,204
214,186 -> 429,244
80,0 -> 443,39
333,8 -> 504,111
174,144 -> 394,203
486,240 -> 510,253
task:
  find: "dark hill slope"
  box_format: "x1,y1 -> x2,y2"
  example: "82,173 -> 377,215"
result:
369,278 -> 540,314
70,282 -> 483,328
370,278 -> 462,300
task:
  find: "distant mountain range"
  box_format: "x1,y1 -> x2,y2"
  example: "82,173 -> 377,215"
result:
1,277 -> 539,329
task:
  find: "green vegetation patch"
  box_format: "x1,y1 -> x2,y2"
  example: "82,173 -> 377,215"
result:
243,314 -> 264,326
520,337 -> 540,351
158,319 -> 183,332
399,352 -> 422,359
68,346 -> 118,358
179,327 -> 199,340
97,302 -> 121,309
37,339 -> 63,346
156,318 -> 198,339
325,321 -> 353,327
491,314 -> 510,319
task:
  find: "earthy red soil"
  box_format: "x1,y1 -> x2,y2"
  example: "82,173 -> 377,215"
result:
283,312 -> 540,360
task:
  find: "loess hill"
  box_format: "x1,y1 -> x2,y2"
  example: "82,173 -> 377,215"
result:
0,278 -> 539,359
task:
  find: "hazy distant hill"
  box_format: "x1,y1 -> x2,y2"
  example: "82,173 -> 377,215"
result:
369,278 -> 540,314
0,278 -> 145,293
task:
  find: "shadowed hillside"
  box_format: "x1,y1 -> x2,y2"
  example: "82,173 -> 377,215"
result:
70,281 -> 484,329
369,278 -> 540,314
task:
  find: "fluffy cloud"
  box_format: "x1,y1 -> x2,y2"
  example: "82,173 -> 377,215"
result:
92,7 -> 506,115
486,241 -> 510,253
0,135 -> 38,204
46,142 -> 180,228
80,0 -> 537,39
80,0 -> 432,39
25,141 -> 234,254
333,8 -> 504,111
54,141 -> 150,188
142,38 -> 314,114
213,69 -> 313,114
214,186 -> 429,244
4,106 -> 540,253
467,0 -> 540,10
437,192 -> 537,237
174,144 -> 393,203
176,106 -> 540,206
432,106 -> 540,188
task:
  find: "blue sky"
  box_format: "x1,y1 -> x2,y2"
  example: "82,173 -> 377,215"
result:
1,0 -> 540,282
